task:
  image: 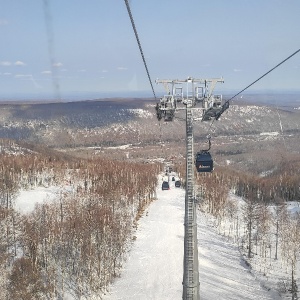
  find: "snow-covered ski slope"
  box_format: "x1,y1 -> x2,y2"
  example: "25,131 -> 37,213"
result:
104,175 -> 281,300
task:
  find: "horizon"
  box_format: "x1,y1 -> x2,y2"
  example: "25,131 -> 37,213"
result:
0,89 -> 299,103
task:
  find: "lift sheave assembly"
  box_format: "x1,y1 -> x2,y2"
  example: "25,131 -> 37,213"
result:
155,77 -> 227,173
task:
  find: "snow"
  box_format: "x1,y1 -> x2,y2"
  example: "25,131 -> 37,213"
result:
106,144 -> 132,150
259,168 -> 276,177
103,179 -> 185,300
103,176 -> 280,300
127,108 -> 153,119
13,174 -> 289,299
198,214 -> 280,300
0,144 -> 34,156
286,201 -> 300,216
14,186 -> 58,214
14,185 -> 74,214
260,132 -> 279,136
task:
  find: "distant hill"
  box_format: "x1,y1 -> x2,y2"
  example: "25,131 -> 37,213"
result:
0,96 -> 299,175
0,96 -> 299,146
0,98 -> 154,146
230,93 -> 300,112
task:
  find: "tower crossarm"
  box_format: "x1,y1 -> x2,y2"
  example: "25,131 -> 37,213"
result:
155,77 -> 224,122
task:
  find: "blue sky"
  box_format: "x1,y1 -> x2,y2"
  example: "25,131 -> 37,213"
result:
0,0 -> 300,100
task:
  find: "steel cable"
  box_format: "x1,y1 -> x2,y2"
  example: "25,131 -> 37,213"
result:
206,48 -> 300,133
227,48 -> 300,103
124,0 -> 157,100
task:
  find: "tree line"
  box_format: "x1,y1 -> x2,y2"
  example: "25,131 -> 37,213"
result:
0,141 -> 161,299
194,164 -> 300,299
174,156 -> 300,298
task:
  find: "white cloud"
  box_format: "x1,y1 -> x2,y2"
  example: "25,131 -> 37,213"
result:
53,62 -> 63,67
78,69 -> 87,72
3,72 -> 12,76
102,69 -> 108,73
41,70 -> 52,74
0,61 -> 12,66
15,61 -> 26,66
15,74 -> 32,78
233,68 -> 242,72
0,19 -> 8,26
117,67 -> 127,71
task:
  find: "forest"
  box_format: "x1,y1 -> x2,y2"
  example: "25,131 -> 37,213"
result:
0,138 -> 160,299
0,98 -> 299,299
175,155 -> 300,298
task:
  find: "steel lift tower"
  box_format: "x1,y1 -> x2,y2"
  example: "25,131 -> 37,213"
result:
156,77 -> 225,300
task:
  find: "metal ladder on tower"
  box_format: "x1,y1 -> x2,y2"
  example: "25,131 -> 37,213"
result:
183,100 -> 200,300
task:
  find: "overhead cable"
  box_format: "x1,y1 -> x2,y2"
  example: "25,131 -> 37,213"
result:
227,48 -> 300,103
207,48 -> 300,134
213,48 -> 300,123
124,0 -> 157,100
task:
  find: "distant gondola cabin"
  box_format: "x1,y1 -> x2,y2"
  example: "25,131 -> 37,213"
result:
195,151 -> 213,172
162,181 -> 170,190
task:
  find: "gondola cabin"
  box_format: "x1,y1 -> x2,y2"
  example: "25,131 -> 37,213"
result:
195,150 -> 213,172
162,181 -> 170,190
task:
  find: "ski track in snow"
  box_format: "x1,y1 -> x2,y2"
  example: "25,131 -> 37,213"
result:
104,176 -> 281,300
104,179 -> 185,300
198,215 -> 280,300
